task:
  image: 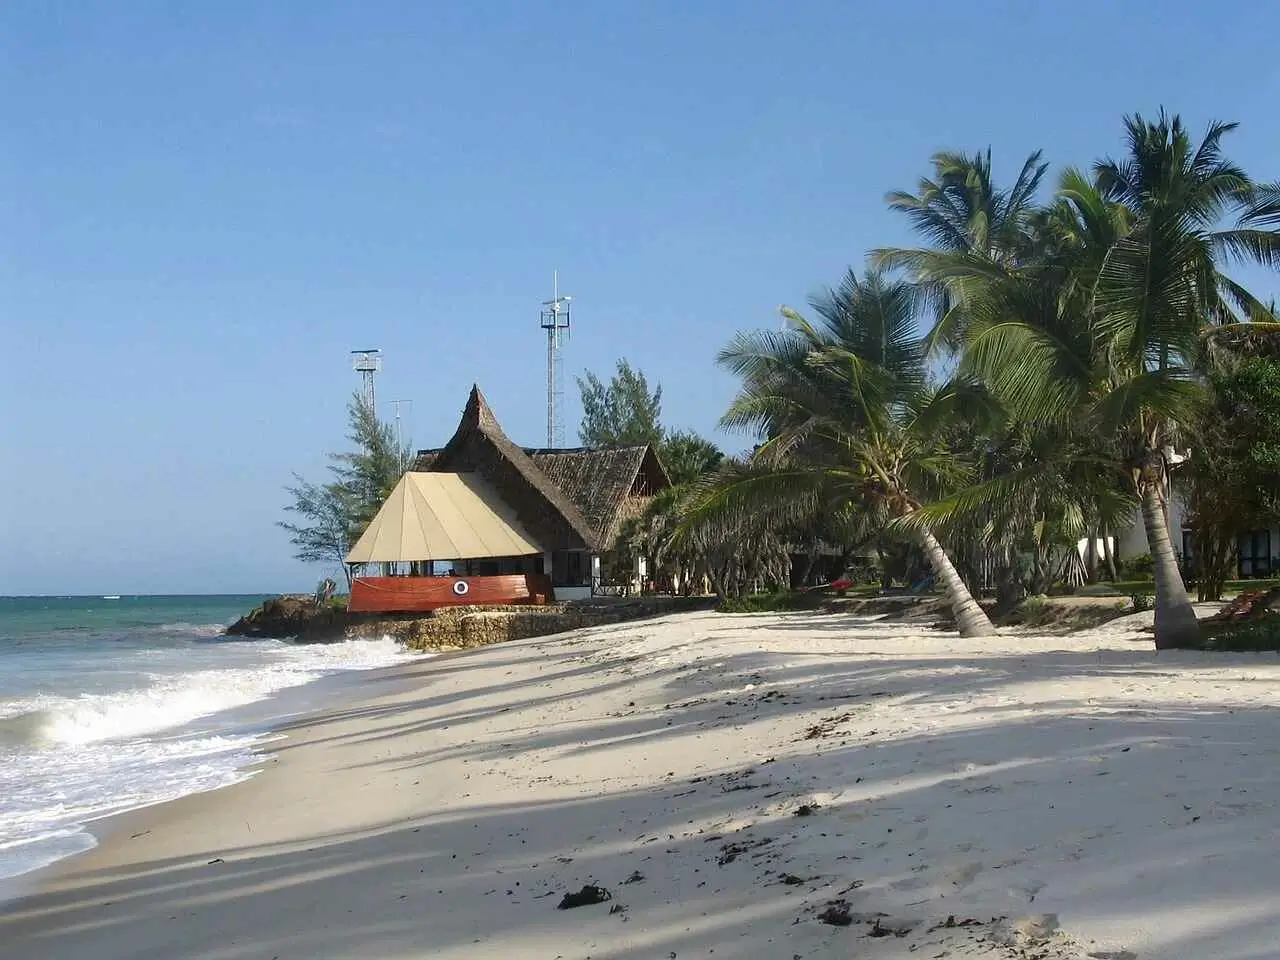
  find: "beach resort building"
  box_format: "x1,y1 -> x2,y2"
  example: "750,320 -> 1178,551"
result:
345,385 -> 669,612
1115,494 -> 1280,579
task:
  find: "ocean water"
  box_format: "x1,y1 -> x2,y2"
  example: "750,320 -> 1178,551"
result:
0,594 -> 420,886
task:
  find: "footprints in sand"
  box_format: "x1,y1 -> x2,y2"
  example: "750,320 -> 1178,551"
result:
946,860 -> 984,890
527,624 -> 1172,958
1008,879 -> 1045,903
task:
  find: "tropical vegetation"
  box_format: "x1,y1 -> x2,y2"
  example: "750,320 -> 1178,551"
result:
622,111 -> 1280,650
280,111 -> 1280,652
280,394 -> 413,585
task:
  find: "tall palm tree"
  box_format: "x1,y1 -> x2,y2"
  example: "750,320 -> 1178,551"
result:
701,269 -> 998,637
1087,113 -> 1278,646
876,148 -> 1049,355
908,113 -> 1280,649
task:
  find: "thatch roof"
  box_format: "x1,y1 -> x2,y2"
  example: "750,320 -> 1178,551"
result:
415,387 -> 598,550
526,446 -> 668,546
415,386 -> 670,551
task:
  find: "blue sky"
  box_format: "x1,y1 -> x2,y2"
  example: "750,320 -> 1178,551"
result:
3,1 -> 1279,595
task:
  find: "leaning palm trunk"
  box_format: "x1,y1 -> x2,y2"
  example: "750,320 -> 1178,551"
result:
1139,483 -> 1201,649
918,527 -> 997,637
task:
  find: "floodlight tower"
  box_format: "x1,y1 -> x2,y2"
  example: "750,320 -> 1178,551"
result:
540,272 -> 573,448
351,349 -> 382,410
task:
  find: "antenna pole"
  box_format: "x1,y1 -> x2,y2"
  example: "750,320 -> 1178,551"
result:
390,399 -> 413,450
540,273 -> 573,448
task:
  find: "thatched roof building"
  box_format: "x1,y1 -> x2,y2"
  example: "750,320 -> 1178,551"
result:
414,386 -> 670,555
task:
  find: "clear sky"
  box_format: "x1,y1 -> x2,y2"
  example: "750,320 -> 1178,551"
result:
4,1 -> 1279,596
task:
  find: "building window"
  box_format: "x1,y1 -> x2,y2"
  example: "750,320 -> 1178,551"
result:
1238,529 -> 1272,578
551,550 -> 592,586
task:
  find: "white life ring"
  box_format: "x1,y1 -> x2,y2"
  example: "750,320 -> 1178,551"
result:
452,579 -> 470,597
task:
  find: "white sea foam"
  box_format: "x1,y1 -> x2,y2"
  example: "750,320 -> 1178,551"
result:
0,635 -> 423,884
147,621 -> 228,638
0,636 -> 413,744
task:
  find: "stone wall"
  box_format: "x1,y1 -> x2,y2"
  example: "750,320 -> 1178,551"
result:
346,596 -> 712,651
226,594 -> 712,650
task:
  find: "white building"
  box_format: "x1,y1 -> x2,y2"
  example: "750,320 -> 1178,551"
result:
1115,489 -> 1277,579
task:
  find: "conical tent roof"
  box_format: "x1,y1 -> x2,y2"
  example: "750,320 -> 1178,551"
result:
345,472 -> 544,564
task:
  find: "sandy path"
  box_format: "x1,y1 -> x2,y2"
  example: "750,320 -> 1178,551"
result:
2,609 -> 1278,959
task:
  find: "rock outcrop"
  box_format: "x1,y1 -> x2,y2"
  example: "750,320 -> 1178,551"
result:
225,595 -> 350,640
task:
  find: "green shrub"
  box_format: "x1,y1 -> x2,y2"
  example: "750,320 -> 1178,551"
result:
1117,553 -> 1154,580
1202,617 -> 1280,652
719,590 -> 813,613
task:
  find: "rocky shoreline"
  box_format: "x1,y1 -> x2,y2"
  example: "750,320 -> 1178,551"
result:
225,594 -> 715,651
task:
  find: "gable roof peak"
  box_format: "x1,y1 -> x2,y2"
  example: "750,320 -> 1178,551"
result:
462,384 -> 503,434
436,385 -> 599,549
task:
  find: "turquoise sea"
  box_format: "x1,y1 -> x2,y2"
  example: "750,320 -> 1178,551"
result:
0,595 -> 417,886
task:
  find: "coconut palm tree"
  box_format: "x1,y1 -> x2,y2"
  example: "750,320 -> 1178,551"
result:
700,269 -> 998,638
876,148 -> 1049,355
904,112 -> 1280,648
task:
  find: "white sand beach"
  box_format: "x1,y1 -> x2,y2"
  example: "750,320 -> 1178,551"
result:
3,609 -> 1279,959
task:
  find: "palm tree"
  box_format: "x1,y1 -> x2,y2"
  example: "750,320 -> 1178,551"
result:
903,112 -> 1280,648
1083,112 -> 1278,646
658,430 -> 725,486
615,485 -> 698,595
876,148 -> 1049,355
615,472 -> 793,600
702,269 -> 998,638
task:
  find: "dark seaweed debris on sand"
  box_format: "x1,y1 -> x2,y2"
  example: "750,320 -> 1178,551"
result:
556,885 -> 613,909
817,900 -> 852,926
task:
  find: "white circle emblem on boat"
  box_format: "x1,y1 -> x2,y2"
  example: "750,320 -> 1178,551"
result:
452,580 -> 470,596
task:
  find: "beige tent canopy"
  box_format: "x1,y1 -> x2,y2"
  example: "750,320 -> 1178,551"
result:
345,472 -> 544,564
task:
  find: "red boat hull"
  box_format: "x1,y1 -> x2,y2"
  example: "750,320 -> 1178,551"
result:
348,574 -> 553,613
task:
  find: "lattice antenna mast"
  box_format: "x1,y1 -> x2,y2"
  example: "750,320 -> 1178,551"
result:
540,272 -> 573,448
351,349 -> 382,411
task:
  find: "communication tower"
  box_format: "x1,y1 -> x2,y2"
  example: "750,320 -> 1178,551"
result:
351,349 -> 382,410
540,273 -> 573,448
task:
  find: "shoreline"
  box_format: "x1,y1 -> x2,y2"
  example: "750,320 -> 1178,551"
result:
0,649 -> 437,898
3,609 -> 1279,957
0,631 -> 425,899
